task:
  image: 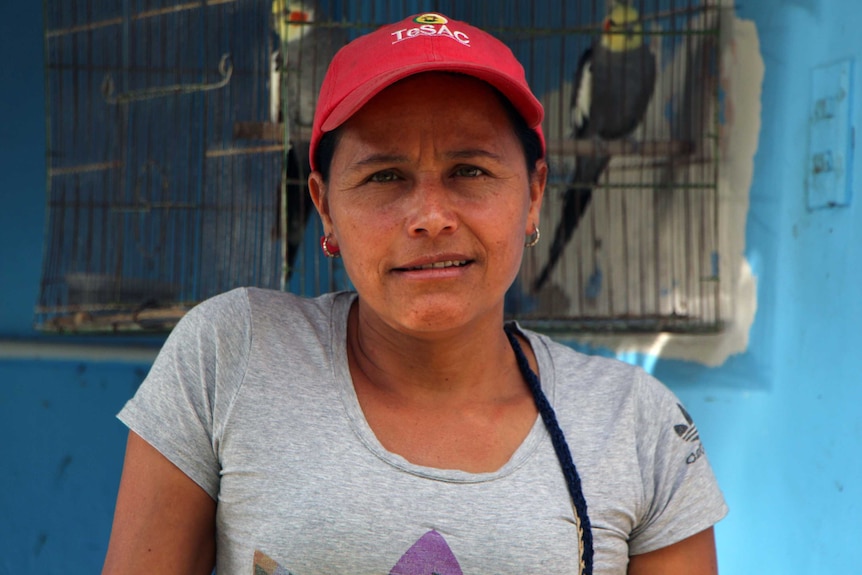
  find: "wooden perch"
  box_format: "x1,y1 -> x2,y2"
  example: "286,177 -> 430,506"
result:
43,306 -> 190,333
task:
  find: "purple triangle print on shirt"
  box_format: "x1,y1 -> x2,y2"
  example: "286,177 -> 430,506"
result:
389,530 -> 464,575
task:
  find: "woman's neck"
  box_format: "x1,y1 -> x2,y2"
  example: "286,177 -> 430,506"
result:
346,298 -> 527,405
345,298 -> 540,472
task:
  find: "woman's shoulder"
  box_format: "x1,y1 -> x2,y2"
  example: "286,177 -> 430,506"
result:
525,328 -> 645,380
244,288 -> 355,332
164,289 -> 354,357
189,288 -> 354,325
523,328 -> 698,456
522,327 -> 671,407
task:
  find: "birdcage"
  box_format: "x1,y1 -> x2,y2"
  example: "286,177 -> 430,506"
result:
37,0 -> 722,334
515,0 -> 725,334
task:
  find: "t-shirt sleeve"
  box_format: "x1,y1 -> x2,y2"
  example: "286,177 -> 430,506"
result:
117,288 -> 252,500
627,371 -> 729,555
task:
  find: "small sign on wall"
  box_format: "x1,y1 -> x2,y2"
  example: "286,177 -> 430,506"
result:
808,58 -> 854,210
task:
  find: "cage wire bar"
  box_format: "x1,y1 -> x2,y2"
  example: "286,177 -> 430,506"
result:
36,0 -> 722,334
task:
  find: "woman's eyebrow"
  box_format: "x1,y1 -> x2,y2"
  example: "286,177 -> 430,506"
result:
348,149 -> 503,169
351,153 -> 410,168
445,149 -> 504,162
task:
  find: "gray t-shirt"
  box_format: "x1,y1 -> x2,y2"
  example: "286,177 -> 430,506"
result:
119,287 -> 727,574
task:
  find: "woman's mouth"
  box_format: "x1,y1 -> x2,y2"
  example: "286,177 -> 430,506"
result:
403,260 -> 469,271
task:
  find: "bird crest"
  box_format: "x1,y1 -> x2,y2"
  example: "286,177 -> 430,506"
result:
272,0 -> 314,44
601,4 -> 645,53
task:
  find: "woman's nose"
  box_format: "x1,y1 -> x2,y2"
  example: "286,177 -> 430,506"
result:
405,177 -> 459,239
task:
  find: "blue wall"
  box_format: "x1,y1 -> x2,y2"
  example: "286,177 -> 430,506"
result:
0,4 -> 156,572
1,1 -> 860,573
708,2 -> 862,571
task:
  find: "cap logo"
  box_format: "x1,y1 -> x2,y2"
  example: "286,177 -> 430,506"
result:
391,14 -> 471,47
413,13 -> 448,25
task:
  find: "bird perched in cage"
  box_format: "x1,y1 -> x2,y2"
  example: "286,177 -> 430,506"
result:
532,3 -> 656,292
270,0 -> 341,128
270,0 -> 347,278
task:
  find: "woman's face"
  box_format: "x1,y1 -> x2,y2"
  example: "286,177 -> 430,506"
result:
310,73 -> 546,337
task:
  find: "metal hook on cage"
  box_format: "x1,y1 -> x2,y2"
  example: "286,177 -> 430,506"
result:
101,53 -> 233,105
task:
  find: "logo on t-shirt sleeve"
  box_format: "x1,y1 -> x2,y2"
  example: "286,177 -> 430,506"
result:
673,403 -> 706,465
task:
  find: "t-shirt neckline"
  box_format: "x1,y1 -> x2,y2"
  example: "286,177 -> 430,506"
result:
328,291 -> 553,483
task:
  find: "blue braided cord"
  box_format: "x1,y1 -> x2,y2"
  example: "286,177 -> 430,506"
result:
504,323 -> 594,575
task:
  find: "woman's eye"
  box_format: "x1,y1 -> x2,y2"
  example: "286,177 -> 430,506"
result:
368,170 -> 399,183
454,166 -> 484,178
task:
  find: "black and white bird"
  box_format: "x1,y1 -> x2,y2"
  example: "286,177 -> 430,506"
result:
533,4 -> 656,292
270,0 -> 346,278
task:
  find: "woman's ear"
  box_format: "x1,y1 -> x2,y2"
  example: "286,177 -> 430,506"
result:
527,158 -> 548,232
308,171 -> 333,232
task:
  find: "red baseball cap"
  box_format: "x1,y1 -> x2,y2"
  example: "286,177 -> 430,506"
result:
309,12 -> 545,171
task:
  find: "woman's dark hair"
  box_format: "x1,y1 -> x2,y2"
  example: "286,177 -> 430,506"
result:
313,78 -> 544,182
314,129 -> 342,183
496,89 -> 544,176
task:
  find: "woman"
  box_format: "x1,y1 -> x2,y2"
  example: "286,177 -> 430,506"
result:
103,13 -> 726,575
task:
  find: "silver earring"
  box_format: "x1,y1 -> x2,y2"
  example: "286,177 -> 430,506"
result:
525,226 -> 540,248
